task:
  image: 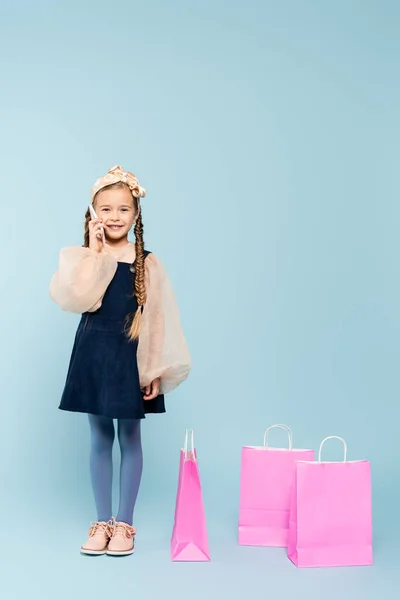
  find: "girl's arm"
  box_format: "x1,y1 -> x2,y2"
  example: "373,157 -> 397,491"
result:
49,246 -> 118,314
137,254 -> 191,394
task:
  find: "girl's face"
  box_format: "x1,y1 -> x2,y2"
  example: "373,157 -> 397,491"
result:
94,186 -> 137,243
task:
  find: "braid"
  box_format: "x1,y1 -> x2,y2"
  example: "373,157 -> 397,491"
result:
84,208 -> 91,247
128,210 -> 146,341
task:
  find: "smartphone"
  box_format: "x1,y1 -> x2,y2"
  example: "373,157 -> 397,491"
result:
88,204 -> 105,242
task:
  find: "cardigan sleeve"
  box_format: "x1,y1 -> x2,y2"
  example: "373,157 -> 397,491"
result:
137,254 -> 191,394
49,246 -> 118,314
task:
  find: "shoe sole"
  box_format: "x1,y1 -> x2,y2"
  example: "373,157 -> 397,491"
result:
106,549 -> 134,556
80,548 -> 107,555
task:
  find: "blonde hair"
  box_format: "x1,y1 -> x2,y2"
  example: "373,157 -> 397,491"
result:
84,181 -> 146,341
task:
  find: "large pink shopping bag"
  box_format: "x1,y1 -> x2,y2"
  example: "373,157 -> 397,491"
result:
171,430 -> 210,561
288,436 -> 373,568
239,425 -> 314,546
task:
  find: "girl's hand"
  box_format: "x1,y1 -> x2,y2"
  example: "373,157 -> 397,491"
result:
89,218 -> 104,253
143,378 -> 161,400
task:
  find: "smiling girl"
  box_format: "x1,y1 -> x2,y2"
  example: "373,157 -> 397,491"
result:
50,165 -> 190,556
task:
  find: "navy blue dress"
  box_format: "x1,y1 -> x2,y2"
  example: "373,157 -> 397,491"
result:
59,251 -> 165,419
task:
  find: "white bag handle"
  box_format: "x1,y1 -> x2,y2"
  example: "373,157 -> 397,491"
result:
263,424 -> 293,450
318,436 -> 347,463
184,429 -> 195,460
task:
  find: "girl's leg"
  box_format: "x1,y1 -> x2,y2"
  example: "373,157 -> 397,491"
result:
116,419 -> 143,525
88,414 -> 115,522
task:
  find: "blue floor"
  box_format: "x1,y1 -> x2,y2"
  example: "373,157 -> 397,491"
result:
3,507 -> 397,600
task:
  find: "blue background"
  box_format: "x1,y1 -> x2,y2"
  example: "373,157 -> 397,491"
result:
0,0 -> 399,598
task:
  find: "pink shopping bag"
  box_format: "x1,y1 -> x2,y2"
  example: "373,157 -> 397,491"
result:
239,425 -> 314,547
171,430 -> 210,561
288,436 -> 373,568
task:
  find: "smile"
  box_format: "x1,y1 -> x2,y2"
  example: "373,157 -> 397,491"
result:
107,225 -> 124,230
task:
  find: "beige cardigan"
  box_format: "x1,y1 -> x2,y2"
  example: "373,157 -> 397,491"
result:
49,242 -> 191,394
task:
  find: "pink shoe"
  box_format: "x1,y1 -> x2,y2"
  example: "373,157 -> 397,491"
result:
106,521 -> 136,556
80,520 -> 114,555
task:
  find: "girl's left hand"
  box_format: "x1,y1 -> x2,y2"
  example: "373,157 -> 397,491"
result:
143,378 -> 161,400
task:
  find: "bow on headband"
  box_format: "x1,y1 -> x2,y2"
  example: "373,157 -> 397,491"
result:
91,165 -> 146,203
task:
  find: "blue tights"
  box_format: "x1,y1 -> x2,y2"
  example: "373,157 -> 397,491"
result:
88,415 -> 143,526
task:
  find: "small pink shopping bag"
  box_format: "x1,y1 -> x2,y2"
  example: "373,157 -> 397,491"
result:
239,425 -> 314,547
171,430 -> 210,562
288,436 -> 373,568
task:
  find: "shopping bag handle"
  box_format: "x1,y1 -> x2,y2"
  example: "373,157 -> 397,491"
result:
318,436 -> 347,463
263,424 -> 293,450
184,429 -> 196,460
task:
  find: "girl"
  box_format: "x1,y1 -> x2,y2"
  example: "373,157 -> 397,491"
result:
50,164 -> 190,556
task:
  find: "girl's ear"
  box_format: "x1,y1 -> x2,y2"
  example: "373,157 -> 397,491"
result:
134,204 -> 141,224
